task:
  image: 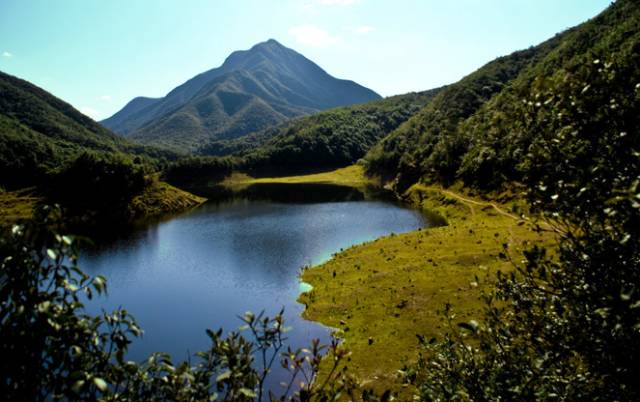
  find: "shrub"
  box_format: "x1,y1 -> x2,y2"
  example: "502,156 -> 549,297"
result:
412,54 -> 640,400
0,207 -> 367,401
46,152 -> 148,223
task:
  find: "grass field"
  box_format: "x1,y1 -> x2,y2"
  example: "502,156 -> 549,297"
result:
221,165 -> 554,394
222,165 -> 375,190
129,176 -> 206,220
292,177 -> 555,395
0,188 -> 39,227
0,178 -> 206,228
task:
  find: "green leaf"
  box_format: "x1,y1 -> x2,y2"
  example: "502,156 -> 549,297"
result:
243,311 -> 255,323
72,379 -> 85,393
37,301 -> 51,313
239,388 -> 257,398
216,370 -> 231,382
93,277 -> 106,293
93,377 -> 108,392
70,345 -> 83,356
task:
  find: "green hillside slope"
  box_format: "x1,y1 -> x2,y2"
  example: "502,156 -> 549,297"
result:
363,0 -> 639,191
0,70 -> 179,189
223,88 -> 444,175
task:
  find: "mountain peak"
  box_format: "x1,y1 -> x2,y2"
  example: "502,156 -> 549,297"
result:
102,41 -> 381,150
222,39 -> 294,70
250,39 -> 290,56
261,38 -> 283,46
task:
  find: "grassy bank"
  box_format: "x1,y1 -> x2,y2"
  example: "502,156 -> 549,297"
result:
298,181 -> 555,394
0,178 -> 205,228
129,177 -> 206,220
222,165 -> 375,190
0,188 -> 39,226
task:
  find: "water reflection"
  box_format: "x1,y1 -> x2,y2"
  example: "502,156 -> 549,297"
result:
80,183 -> 429,394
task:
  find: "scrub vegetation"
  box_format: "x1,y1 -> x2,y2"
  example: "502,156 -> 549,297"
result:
0,71 -> 204,229
299,183 -> 553,394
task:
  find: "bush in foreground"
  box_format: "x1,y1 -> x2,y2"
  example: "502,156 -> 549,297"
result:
412,55 -> 640,400
0,207 -> 369,401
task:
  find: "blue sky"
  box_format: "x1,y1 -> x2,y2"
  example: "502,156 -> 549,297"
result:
0,0 -> 611,120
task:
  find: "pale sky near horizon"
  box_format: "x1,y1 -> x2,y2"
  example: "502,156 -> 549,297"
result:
0,0 -> 611,120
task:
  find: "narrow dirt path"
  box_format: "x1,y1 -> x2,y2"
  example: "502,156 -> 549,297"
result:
439,188 -> 521,221
438,187 -> 560,238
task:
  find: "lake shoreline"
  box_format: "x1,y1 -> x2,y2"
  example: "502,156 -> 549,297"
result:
80,175 -> 426,396
0,177 -> 206,231
239,166 -> 553,395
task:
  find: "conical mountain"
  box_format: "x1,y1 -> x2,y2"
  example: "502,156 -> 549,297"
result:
102,39 -> 381,151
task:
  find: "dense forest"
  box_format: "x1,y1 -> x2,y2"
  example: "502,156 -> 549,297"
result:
0,71 -> 204,227
0,71 -> 180,190
159,89 -> 443,183
363,0 -> 639,191
234,89 -> 444,174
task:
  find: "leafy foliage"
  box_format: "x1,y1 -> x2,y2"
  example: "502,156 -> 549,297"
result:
231,90 -> 443,175
411,35 -> 640,401
45,152 -> 149,224
0,210 -> 368,401
0,70 -> 180,190
363,43 -> 557,186
163,156 -> 235,186
364,0 -> 640,190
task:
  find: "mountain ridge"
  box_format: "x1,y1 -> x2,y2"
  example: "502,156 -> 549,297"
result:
102,39 -> 381,151
362,0 -> 638,191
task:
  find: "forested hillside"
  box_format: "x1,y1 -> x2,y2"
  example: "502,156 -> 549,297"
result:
161,89 -> 444,181
363,0 -> 639,191
0,71 -> 203,227
2,0 -> 640,400
0,71 -> 178,190
103,39 -> 381,152
352,1 -> 640,399
233,89 -> 444,173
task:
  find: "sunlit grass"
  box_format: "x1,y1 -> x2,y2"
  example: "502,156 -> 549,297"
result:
0,178 -> 206,228
0,188 -> 39,227
298,181 -> 555,394
221,165 -> 375,190
129,176 -> 206,219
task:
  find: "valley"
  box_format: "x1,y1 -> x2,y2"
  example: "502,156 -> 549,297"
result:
1,0 -> 638,400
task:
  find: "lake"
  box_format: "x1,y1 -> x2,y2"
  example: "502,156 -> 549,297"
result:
80,183 -> 429,394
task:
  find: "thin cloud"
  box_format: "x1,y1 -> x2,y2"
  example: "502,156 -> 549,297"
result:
2,51 -> 12,58
79,106 -> 100,120
354,25 -> 375,34
289,25 -> 341,47
99,95 -> 112,102
302,0 -> 361,14
317,0 -> 362,5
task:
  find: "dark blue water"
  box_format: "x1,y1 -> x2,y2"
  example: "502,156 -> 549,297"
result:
79,183 -> 427,394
